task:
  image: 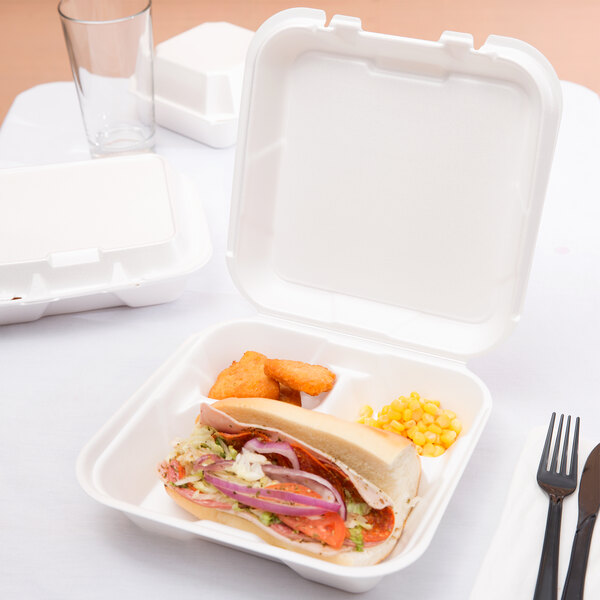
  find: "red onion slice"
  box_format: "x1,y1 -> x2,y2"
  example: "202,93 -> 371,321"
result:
191,454 -> 222,471
204,473 -> 339,516
262,464 -> 347,520
202,459 -> 233,471
243,438 -> 300,470
257,486 -> 340,512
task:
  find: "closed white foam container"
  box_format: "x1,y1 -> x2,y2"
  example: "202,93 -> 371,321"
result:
0,154 -> 212,325
76,8 -> 562,592
154,22 -> 254,148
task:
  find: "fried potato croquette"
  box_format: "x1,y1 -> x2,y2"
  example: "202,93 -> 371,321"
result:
208,351 -> 280,400
264,359 -> 336,396
278,384 -> 302,406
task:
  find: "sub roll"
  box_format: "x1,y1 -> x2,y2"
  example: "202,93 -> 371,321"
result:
158,397 -> 421,566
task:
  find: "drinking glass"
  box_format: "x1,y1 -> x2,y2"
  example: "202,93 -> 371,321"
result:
58,0 -> 155,156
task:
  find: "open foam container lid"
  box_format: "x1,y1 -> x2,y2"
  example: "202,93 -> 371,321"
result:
227,8 -> 562,360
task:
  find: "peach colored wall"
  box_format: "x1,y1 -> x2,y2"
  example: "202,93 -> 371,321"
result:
1,0 -> 599,124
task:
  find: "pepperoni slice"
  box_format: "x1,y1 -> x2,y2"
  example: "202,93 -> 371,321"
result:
362,505 -> 395,543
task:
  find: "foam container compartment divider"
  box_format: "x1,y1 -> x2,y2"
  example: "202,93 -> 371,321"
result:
77,9 -> 562,592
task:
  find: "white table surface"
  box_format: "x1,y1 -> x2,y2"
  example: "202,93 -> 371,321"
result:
1,80 -> 599,599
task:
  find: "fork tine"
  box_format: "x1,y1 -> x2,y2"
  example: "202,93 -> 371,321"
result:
550,414 -> 564,473
559,416 -> 571,474
570,417 -> 580,478
538,412 -> 556,474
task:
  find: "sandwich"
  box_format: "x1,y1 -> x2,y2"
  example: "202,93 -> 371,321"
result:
158,397 -> 421,566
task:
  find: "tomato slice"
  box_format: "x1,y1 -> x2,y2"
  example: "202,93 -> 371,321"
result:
265,483 -> 346,550
361,505 -> 395,543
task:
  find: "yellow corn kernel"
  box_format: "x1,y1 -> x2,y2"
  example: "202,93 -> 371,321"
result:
422,443 -> 436,457
417,421 -> 427,433
410,391 -> 420,400
411,431 -> 427,446
359,405 -> 374,418
363,417 -> 377,427
428,423 -> 442,435
433,444 -> 445,457
403,408 -> 413,421
376,415 -> 391,427
412,408 -> 424,422
450,418 -> 463,434
408,398 -> 421,411
436,414 -> 451,429
381,424 -> 393,432
423,402 -> 440,416
424,431 -> 437,443
443,409 -> 456,420
430,399 -> 441,407
406,426 -> 418,439
391,398 -> 403,411
440,429 -> 457,448
388,408 -> 403,421
421,413 -> 435,425
380,404 -> 390,415
390,420 -> 405,434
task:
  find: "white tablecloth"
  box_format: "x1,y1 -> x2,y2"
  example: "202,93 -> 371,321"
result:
0,80 -> 599,599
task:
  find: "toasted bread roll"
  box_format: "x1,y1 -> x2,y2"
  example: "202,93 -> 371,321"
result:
211,398 -> 420,509
161,398 -> 420,566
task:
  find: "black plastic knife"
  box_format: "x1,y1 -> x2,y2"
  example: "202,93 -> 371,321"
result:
561,443 -> 600,600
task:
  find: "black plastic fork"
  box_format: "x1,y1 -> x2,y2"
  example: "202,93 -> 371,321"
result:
533,413 -> 580,600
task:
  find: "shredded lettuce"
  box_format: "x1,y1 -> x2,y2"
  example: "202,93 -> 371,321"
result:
344,489 -> 370,516
348,526 -> 364,552
170,425 -> 223,464
258,512 -> 280,526
173,474 -> 202,486
225,449 -> 268,482
191,478 -> 218,494
346,500 -> 370,516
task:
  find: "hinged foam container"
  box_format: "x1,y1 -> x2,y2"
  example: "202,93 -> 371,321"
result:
154,22 -> 254,148
0,154 -> 212,325
77,8 -> 562,592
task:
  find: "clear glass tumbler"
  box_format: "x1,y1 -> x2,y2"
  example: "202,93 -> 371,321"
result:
58,0 -> 155,156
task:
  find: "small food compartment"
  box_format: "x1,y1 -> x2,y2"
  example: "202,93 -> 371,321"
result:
0,154 -> 212,325
77,318 -> 490,592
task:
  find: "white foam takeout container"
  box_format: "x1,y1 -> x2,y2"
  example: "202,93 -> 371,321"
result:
77,8 -> 562,593
154,22 -> 254,148
0,154 -> 212,325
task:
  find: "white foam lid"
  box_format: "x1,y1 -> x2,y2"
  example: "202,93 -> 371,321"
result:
0,154 -> 212,319
154,23 -> 255,148
0,158 -> 175,265
227,8 -> 562,360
